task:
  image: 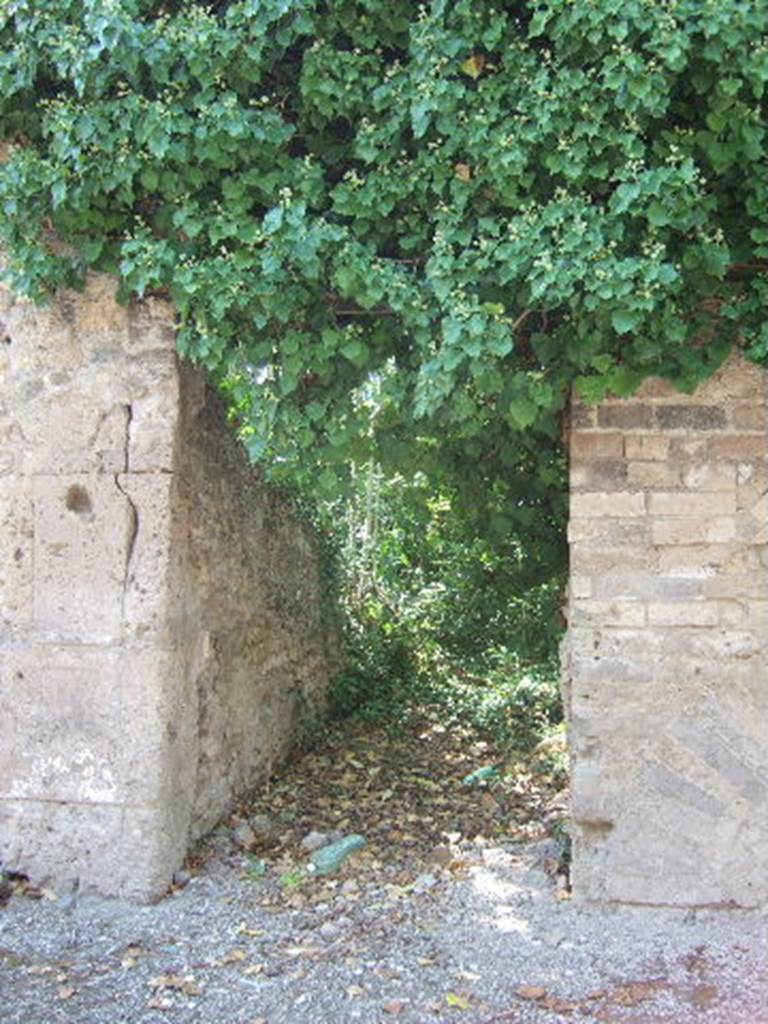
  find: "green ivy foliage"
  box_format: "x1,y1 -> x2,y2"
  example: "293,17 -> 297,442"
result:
1,0 -> 767,503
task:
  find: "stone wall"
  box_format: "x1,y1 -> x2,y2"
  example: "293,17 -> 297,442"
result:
0,273 -> 338,901
564,353 -> 767,908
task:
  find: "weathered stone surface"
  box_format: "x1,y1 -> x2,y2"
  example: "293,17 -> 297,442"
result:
565,352 -> 768,909
0,272 -> 338,901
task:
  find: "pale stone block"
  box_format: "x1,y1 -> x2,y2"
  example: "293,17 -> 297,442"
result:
0,648 -> 184,806
570,431 -> 624,459
718,600 -> 748,627
624,434 -> 670,461
647,602 -> 719,627
656,544 -> 742,573
708,434 -> 766,460
748,602 -> 768,629
0,485 -> 34,633
0,800 -> 185,902
31,474 -> 131,642
568,517 -> 649,548
118,473 -> 174,642
651,518 -> 708,546
648,491 -> 736,516
570,599 -> 647,627
682,463 -> 736,491
592,572 -> 703,602
569,574 -> 593,599
703,574 -> 768,601
707,517 -> 738,544
571,492 -> 645,518
731,403 -> 768,431
125,359 -> 180,472
652,515 -> 738,546
626,462 -> 681,488
570,545 -> 654,572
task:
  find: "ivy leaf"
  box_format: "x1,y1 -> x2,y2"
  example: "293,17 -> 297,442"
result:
611,309 -> 641,335
507,398 -> 538,429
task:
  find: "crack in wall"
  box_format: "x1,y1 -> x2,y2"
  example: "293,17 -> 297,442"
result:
114,403 -> 139,604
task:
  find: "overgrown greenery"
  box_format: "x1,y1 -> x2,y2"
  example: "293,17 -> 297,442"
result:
319,464 -> 564,752
1,1 -> 766,744
2,1 -> 766,492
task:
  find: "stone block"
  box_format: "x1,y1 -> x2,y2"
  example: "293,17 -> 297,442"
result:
0,800 -> 184,902
655,405 -> 726,431
681,463 -> 736,491
708,435 -> 766,460
626,462 -> 681,489
651,517 -> 735,546
571,492 -> 646,518
647,491 -> 736,517
597,404 -> 654,429
0,647 -> 187,807
592,572 -> 703,602
624,434 -> 670,461
570,599 -> 647,627
731,403 -> 768,431
570,460 -> 628,490
568,517 -> 649,547
647,602 -> 719,627
31,474 -> 131,643
0,485 -> 34,634
570,431 -> 624,459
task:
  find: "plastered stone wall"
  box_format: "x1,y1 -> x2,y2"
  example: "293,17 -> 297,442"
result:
564,353 -> 767,908
0,273 -> 337,901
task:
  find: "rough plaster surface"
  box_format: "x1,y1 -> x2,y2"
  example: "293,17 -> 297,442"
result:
564,354 -> 768,908
0,273 -> 337,901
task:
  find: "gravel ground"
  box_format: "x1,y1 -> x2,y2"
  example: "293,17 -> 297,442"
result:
1,834 -> 766,1024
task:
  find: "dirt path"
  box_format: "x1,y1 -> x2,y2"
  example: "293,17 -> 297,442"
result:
1,718 -> 766,1023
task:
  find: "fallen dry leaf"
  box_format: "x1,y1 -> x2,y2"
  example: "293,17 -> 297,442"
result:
148,973 -> 201,997
516,985 -> 547,1001
541,995 -> 578,1014
346,984 -> 365,998
220,949 -> 249,965
445,991 -> 472,1010
236,923 -> 265,938
690,984 -> 718,1008
612,979 -> 666,1007
57,986 -> 76,1000
242,963 -> 265,976
147,996 -> 174,1011
383,1000 -> 407,1014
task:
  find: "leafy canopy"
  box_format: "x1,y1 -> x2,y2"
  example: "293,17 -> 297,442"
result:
1,0 -> 767,505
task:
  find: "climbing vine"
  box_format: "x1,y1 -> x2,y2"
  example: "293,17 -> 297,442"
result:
1,0 -> 767,506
